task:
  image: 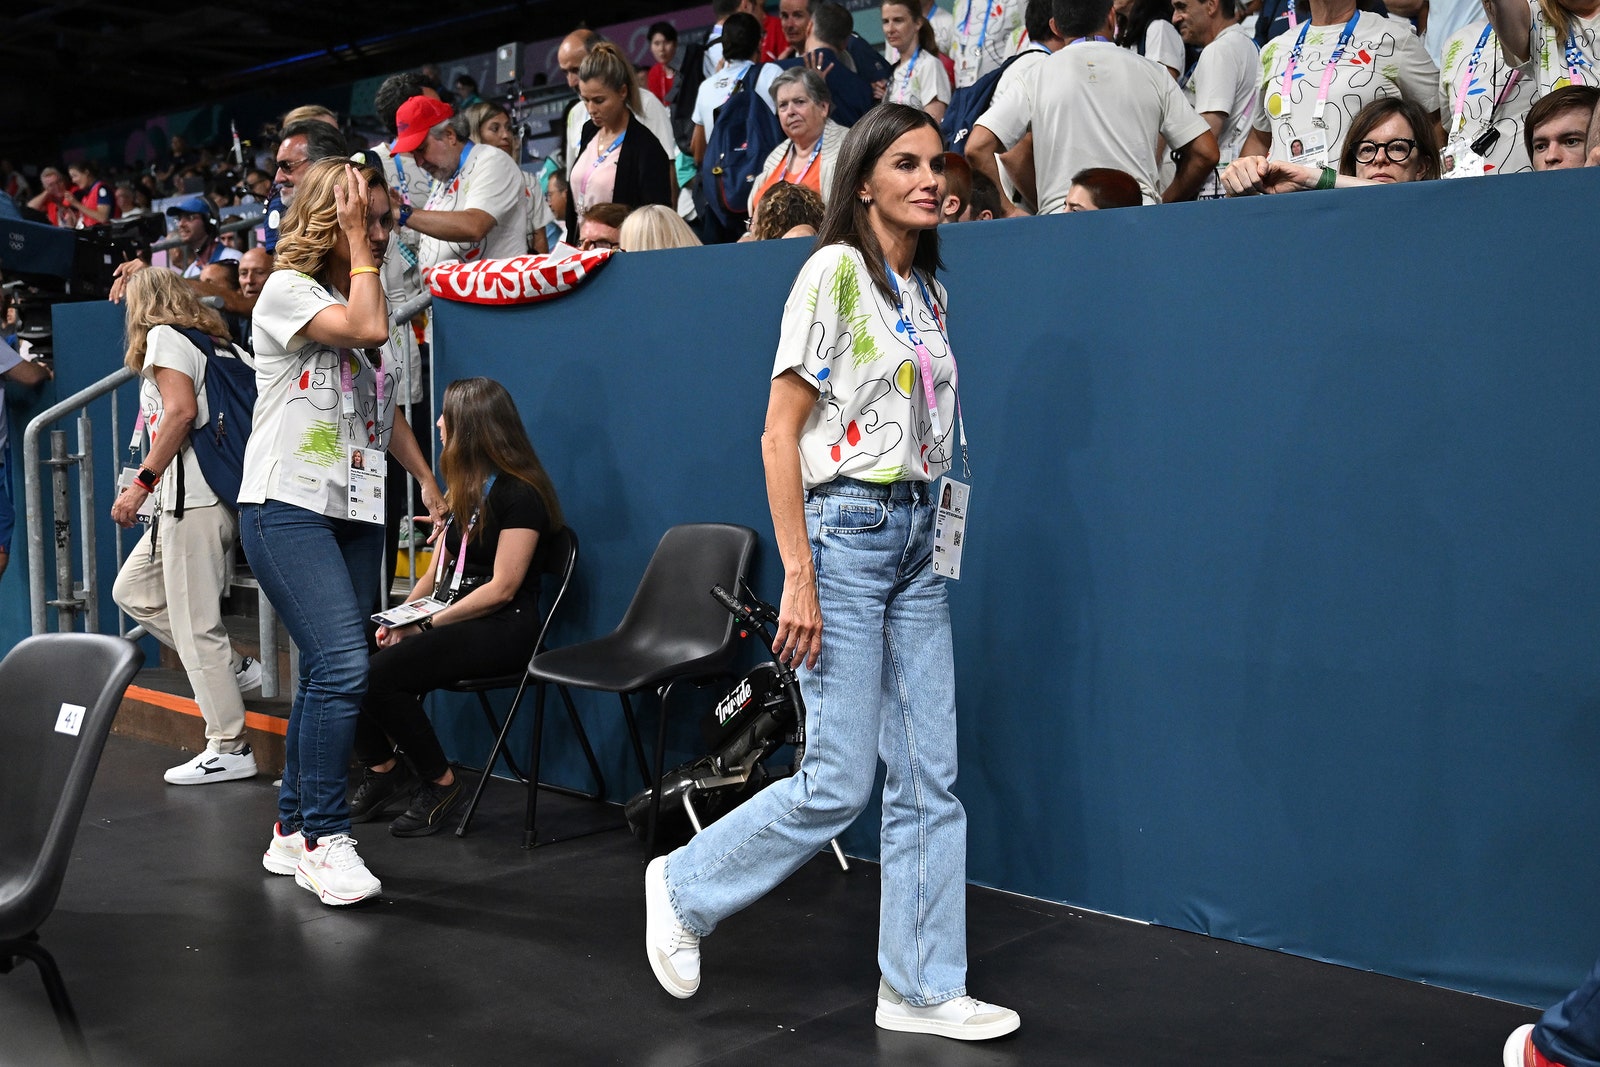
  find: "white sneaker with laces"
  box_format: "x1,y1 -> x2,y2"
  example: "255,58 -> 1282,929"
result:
874,978 -> 1021,1041
295,834 -> 381,905
234,656 -> 264,693
262,822 -> 303,875
164,745 -> 257,785
644,856 -> 700,997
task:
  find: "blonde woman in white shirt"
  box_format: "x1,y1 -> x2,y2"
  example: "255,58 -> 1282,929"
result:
644,104 -> 1019,1043
881,0 -> 954,120
242,158 -> 444,907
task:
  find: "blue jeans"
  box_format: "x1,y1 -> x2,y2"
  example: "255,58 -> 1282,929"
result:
666,478 -> 969,1006
241,500 -> 384,844
1538,954 -> 1600,1067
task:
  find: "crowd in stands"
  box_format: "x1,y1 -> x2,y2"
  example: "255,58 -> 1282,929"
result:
8,0 -> 1596,295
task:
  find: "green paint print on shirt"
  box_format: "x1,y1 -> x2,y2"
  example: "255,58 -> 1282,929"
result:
826,259 -> 883,368
294,420 -> 344,468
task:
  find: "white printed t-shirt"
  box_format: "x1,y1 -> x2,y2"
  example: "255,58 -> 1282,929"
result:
976,41 -> 1211,208
1437,20 -> 1534,174
241,271 -> 401,519
416,142 -> 528,270
950,0 -> 1027,87
1521,1 -> 1600,96
774,246 -> 956,489
888,49 -> 954,110
1254,11 -> 1441,164
139,325 -> 229,512
1184,22 -> 1263,194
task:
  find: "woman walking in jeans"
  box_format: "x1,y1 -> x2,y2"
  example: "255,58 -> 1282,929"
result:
644,104 -> 1020,1041
242,158 -> 443,906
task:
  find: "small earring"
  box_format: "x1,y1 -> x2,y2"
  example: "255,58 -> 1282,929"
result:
859,196 -> 872,205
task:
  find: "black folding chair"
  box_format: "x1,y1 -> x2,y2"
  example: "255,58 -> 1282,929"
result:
0,633 -> 144,1064
525,522 -> 758,855
448,525 -> 607,846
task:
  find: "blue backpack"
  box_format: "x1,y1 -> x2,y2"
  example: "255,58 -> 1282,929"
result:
941,49 -> 1040,150
171,326 -> 256,513
705,63 -> 784,228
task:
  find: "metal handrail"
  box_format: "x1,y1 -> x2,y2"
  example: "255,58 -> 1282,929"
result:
23,289 -> 434,634
23,367 -> 134,634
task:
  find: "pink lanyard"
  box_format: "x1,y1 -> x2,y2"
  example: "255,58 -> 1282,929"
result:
432,475 -> 496,594
1281,11 -> 1361,131
885,264 -> 968,474
338,348 -> 386,448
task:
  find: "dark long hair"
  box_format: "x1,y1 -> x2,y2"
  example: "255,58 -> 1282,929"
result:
883,0 -> 942,56
1336,96 -> 1442,181
439,377 -> 564,544
815,104 -> 944,301
1114,0 -> 1175,52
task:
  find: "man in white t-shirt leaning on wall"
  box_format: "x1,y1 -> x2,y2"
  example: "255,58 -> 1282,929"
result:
964,0 -> 1220,210
1172,0 -> 1263,197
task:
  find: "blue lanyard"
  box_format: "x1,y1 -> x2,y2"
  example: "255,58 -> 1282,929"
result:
1565,26 -> 1595,77
885,263 -> 947,351
579,130 -> 627,206
898,46 -> 922,101
1283,10 -> 1361,129
960,0 -> 994,51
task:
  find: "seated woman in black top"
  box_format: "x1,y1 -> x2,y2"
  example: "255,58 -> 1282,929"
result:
351,377 -> 565,837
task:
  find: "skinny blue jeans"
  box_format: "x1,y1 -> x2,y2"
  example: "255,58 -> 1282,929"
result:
241,500 -> 383,844
666,477 -> 969,1006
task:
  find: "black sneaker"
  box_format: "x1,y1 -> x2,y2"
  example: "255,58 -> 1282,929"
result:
390,777 -> 464,837
349,762 -> 418,823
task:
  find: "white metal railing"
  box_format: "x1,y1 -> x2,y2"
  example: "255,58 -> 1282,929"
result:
23,289 -> 433,699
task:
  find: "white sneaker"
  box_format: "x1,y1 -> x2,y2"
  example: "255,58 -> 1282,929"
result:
295,834 -> 381,905
235,656 -> 264,693
262,822 -> 303,875
644,856 -> 700,997
164,745 -> 257,785
874,978 -> 1020,1041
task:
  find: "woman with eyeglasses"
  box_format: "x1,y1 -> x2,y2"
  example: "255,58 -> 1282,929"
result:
1221,97 -> 1441,194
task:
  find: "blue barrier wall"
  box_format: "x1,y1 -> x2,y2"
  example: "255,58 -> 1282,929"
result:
5,169 -> 1596,1007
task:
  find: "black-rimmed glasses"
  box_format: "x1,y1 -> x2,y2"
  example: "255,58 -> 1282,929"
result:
1353,138 -> 1418,164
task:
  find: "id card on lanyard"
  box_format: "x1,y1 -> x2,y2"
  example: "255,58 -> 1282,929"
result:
1281,11 -> 1361,166
341,348 -> 388,525
955,0 -> 994,86
886,264 -> 972,579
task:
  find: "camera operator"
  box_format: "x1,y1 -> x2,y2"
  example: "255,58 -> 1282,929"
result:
0,280 -> 53,586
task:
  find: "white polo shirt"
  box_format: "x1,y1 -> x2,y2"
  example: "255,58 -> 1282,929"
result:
976,40 -> 1211,208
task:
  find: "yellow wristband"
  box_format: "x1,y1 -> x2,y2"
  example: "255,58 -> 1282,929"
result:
350,266 -> 381,278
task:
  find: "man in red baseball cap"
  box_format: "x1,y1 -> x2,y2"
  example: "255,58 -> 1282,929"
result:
391,94 -> 529,270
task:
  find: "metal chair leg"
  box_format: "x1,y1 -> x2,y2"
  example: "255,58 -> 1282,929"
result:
618,692 -> 652,784
557,685 -> 606,799
523,682 -> 547,848
476,690 -> 528,782
456,679 -> 530,838
645,681 -> 679,857
2,936 -> 89,1063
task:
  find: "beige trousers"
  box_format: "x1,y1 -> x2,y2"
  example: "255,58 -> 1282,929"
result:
113,503 -> 247,752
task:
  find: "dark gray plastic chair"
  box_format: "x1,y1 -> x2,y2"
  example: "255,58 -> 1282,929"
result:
526,522 -> 758,855
0,633 -> 144,1062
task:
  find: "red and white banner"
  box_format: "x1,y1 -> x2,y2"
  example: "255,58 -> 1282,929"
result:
424,249 -> 615,306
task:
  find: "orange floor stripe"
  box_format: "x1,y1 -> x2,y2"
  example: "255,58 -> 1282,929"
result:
125,684 -> 289,736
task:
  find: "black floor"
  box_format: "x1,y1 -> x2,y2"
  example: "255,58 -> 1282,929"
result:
2,736 -> 1536,1067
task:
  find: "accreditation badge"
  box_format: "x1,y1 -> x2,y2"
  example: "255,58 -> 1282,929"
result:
347,446 -> 387,525
933,476 -> 970,580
